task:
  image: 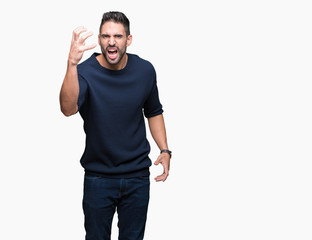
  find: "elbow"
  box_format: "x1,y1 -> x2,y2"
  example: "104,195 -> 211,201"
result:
61,109 -> 73,117
60,105 -> 77,117
59,91 -> 78,117
62,111 -> 73,117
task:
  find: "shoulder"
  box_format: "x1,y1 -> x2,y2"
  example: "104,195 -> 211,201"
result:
77,53 -> 96,74
128,53 -> 156,74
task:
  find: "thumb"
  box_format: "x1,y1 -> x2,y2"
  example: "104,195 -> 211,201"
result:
154,155 -> 162,165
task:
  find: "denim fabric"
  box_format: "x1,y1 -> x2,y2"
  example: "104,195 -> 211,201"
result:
83,174 -> 150,240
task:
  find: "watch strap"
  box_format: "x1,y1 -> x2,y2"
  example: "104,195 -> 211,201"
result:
160,149 -> 172,158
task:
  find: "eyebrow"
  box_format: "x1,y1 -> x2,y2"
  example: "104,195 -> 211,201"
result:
100,33 -> 124,37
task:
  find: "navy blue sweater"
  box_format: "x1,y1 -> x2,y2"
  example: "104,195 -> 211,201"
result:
77,53 -> 163,178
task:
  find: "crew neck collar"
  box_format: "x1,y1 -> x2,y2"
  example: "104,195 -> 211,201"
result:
92,53 -> 130,74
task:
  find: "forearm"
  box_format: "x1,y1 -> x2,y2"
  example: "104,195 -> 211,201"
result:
60,27 -> 96,117
148,114 -> 168,150
149,114 -> 171,182
59,62 -> 79,116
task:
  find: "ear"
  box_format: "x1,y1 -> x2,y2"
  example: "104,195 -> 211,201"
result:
126,34 -> 133,47
98,34 -> 101,45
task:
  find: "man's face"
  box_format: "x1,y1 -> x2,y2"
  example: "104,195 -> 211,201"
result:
98,21 -> 132,65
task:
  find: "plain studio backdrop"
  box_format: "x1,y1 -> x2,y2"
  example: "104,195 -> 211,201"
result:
0,0 -> 311,239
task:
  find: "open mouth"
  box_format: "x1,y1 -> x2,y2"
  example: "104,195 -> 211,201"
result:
107,47 -> 118,60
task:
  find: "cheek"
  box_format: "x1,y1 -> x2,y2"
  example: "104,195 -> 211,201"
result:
99,41 -> 106,50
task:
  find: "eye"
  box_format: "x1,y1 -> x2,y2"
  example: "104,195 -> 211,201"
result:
115,34 -> 123,39
101,34 -> 110,39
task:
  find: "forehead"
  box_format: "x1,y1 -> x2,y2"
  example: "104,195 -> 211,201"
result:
100,21 -> 126,34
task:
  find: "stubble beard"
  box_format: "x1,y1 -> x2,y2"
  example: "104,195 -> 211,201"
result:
101,45 -> 127,66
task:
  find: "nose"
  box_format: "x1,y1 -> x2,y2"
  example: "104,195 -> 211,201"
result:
108,37 -> 115,46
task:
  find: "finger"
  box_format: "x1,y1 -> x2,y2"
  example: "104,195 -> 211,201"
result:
79,32 -> 94,43
154,155 -> 162,165
80,43 -> 97,52
154,172 -> 168,182
73,26 -> 87,41
162,171 -> 169,181
73,26 -> 85,32
154,174 -> 164,182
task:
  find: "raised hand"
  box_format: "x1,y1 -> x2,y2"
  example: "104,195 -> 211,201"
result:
68,26 -> 97,66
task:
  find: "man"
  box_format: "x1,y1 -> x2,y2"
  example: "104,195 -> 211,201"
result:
59,11 -> 171,240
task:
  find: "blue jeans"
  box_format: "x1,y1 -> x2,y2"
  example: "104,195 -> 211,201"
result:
83,174 -> 150,240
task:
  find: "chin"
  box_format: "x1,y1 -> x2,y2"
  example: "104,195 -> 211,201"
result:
102,52 -> 121,65
108,58 -> 120,65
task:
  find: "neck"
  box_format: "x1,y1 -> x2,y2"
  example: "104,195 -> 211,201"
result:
96,53 -> 128,71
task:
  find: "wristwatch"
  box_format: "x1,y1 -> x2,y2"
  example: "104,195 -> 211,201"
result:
160,149 -> 172,158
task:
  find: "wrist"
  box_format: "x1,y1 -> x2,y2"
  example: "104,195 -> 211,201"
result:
160,149 -> 172,158
67,59 -> 78,67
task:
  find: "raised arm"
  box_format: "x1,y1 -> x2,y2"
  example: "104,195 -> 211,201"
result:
60,27 -> 96,116
148,114 -> 171,182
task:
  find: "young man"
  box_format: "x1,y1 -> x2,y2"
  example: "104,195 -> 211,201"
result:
59,11 -> 171,240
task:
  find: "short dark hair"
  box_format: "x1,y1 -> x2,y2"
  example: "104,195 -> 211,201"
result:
99,11 -> 130,36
